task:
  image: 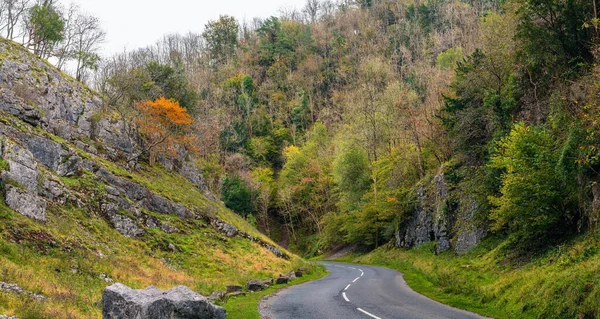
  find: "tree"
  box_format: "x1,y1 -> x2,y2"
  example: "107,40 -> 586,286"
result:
135,97 -> 194,166
488,123 -> 576,246
71,12 -> 105,82
333,142 -> 371,211
221,174 -> 255,217
251,167 -> 275,234
303,0 -> 321,23
26,0 -> 64,58
202,15 -> 238,66
146,61 -> 198,113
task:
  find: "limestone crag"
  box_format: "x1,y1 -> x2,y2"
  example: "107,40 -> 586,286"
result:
395,173 -> 487,255
454,198 -> 487,255
0,39 -> 137,160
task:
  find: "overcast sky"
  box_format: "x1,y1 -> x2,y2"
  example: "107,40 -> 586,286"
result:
63,0 -> 308,56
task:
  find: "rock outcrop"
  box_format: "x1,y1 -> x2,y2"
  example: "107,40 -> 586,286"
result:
0,39 -> 137,160
0,281 -> 45,300
395,173 -> 487,255
102,283 -> 226,319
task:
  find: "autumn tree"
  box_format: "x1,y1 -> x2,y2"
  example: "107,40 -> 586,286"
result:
135,97 -> 194,166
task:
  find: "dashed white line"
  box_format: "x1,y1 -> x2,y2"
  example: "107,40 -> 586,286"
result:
359,269 -> 364,276
344,284 -> 351,291
357,308 -> 383,319
342,292 -> 350,302
353,277 -> 360,283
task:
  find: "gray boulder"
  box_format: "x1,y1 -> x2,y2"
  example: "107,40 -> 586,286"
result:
276,274 -> 292,285
246,280 -> 268,292
225,285 -> 242,294
102,283 -> 226,319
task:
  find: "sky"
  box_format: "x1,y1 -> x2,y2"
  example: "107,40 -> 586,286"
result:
63,0 -> 309,56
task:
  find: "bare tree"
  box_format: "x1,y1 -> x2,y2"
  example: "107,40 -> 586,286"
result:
0,0 -> 30,40
71,12 -> 105,82
54,2 -> 77,70
303,0 -> 320,23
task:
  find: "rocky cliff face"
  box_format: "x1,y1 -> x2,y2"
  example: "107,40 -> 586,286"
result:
395,173 -> 487,255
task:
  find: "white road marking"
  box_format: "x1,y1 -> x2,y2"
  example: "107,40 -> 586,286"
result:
344,284 -> 351,291
342,292 -> 350,302
357,308 -> 383,319
353,277 -> 360,283
349,267 -> 356,270
359,269 -> 364,276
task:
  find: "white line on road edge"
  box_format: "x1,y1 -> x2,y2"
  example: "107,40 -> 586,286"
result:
344,284 -> 351,291
342,292 -> 350,302
353,277 -> 360,283
357,308 -> 382,319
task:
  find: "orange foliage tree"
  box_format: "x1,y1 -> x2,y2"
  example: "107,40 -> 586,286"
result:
135,97 -> 195,166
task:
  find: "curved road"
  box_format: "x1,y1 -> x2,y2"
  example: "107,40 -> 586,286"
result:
260,262 -> 490,319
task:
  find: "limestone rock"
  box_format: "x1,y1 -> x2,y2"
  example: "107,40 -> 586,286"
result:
99,273 -> 114,284
0,281 -> 45,300
454,199 -> 487,255
102,283 -> 226,319
101,202 -> 143,237
226,285 -> 242,294
5,185 -> 46,222
212,219 -> 238,237
18,133 -> 69,173
160,223 -> 179,234
433,174 -> 451,254
207,291 -> 225,302
246,279 -> 268,292
275,275 -> 289,285
2,141 -> 39,193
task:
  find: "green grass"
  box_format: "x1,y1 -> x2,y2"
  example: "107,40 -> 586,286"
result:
221,263 -> 328,319
335,235 -> 600,319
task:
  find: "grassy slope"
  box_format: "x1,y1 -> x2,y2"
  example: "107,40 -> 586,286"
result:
337,235 -> 600,319
0,123 -> 321,318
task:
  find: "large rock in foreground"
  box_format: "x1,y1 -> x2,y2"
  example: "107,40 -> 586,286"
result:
102,283 -> 226,319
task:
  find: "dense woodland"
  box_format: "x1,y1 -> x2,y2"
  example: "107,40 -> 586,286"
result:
5,0 -> 600,256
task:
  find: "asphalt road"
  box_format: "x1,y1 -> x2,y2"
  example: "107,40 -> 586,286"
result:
259,262 -> 490,319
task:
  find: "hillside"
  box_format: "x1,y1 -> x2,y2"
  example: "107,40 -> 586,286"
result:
0,36 -> 310,318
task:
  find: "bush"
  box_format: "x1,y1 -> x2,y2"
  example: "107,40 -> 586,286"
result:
488,122 -> 577,246
221,175 -> 255,217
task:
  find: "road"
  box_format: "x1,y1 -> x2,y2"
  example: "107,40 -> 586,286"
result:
259,262 -> 490,319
